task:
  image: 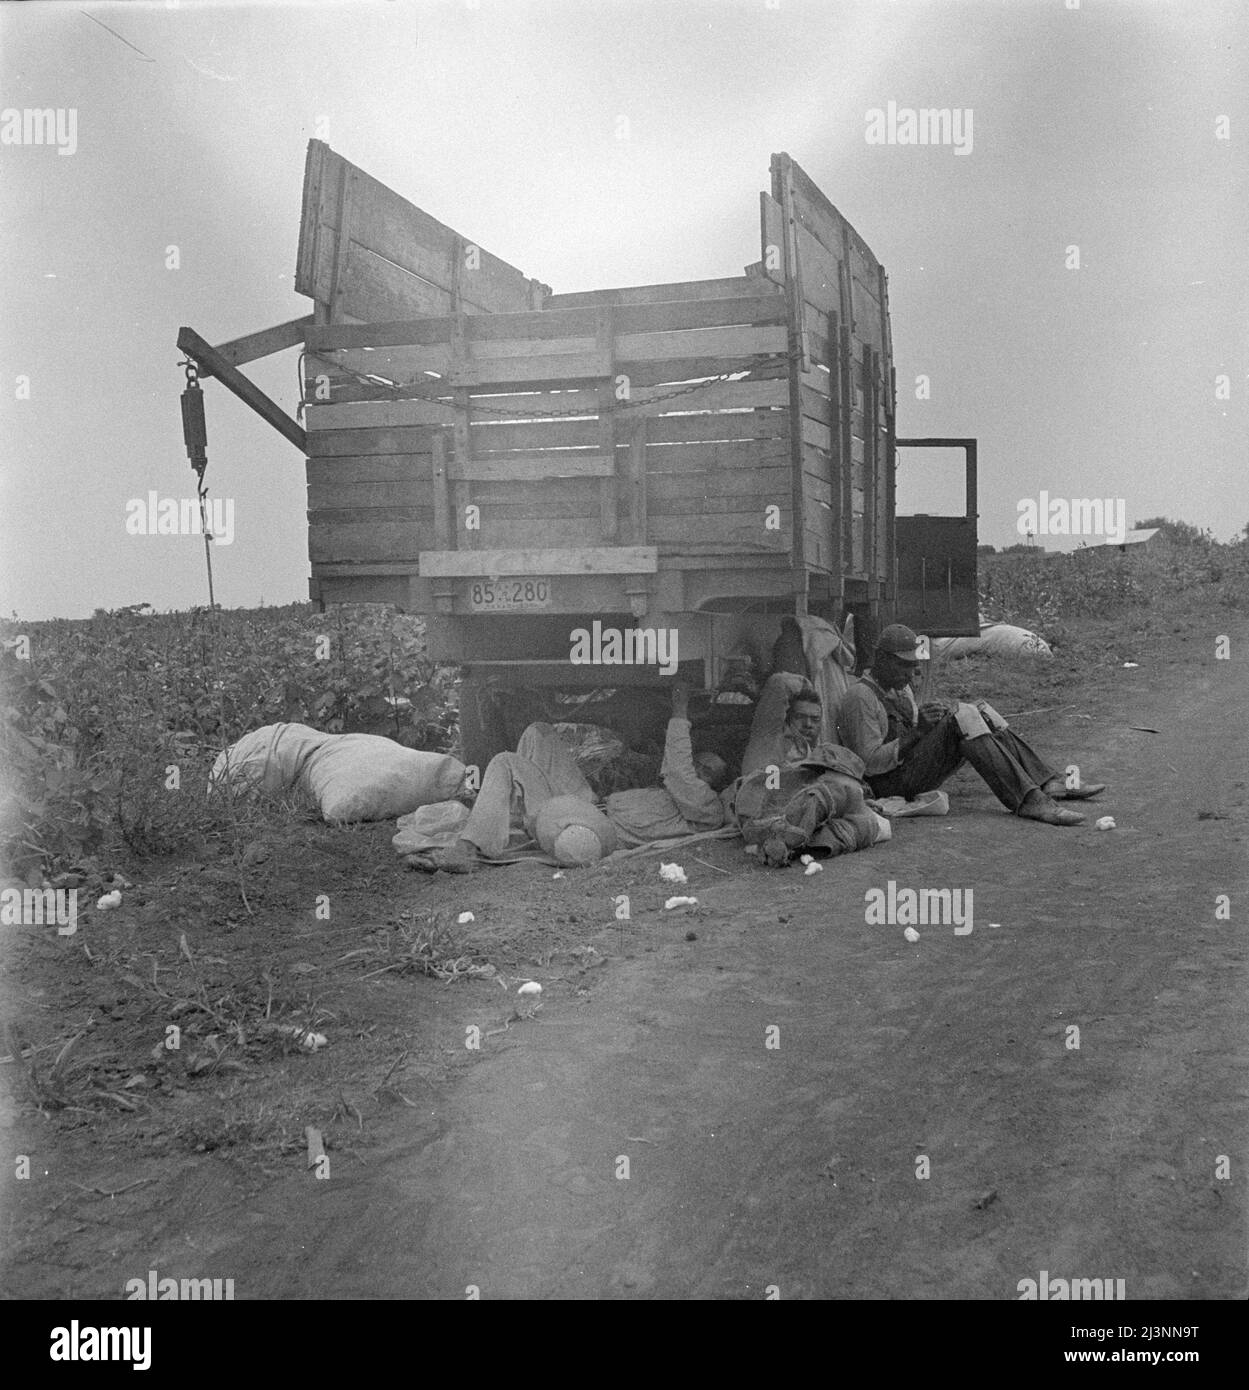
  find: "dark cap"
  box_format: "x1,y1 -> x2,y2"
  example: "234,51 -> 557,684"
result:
876,624 -> 922,662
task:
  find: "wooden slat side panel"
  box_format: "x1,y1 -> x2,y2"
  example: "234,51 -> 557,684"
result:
309,479 -> 429,509
545,277 -> 761,308
307,453 -> 432,485
643,440 -> 791,472
306,428 -> 440,458
310,521 -> 427,562
648,465 -> 792,501
417,547 -> 658,577
295,141 -> 548,321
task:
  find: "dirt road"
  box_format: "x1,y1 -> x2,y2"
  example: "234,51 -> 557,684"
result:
5,623 -> 1246,1300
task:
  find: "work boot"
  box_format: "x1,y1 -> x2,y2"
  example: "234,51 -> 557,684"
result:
1016,789 -> 1085,826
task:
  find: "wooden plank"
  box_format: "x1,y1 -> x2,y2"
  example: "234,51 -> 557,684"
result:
431,433 -> 451,550
642,411 -> 786,445
306,318 -> 455,351
471,478 -> 599,512
545,277 -> 759,309
760,192 -> 785,288
309,506 -> 429,526
469,419 -> 602,451
213,316 -> 313,369
616,324 -> 786,364
176,327 -> 306,452
304,293 -> 786,354
311,374 -> 791,416
649,465 -> 792,500
801,444 -> 833,484
838,311 -> 854,575
295,140 -> 326,299
311,521 -> 425,562
296,141 -> 547,320
649,516 -> 789,549
800,383 -> 832,421
306,401 -> 450,432
627,376 -> 788,416
307,454 -> 430,483
801,415 -> 833,453
311,342 -> 453,381
824,307 -> 844,582
475,518 -> 603,548
306,427 -> 437,458
643,439 -> 791,472
653,495 -> 794,518
339,249 -> 453,324
864,345 -> 877,579
793,220 -> 842,312
449,453 -> 615,482
309,479 -> 428,509
595,307 -> 618,543
778,164 -> 809,588
312,562 -> 420,577
450,350 -> 613,388
617,356 -> 789,389
623,422 -> 648,545
419,546 -> 659,577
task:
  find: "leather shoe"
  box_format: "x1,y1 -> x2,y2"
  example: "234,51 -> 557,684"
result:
1046,781 -> 1106,801
1018,792 -> 1085,826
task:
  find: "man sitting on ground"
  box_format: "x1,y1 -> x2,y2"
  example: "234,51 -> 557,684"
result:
836,623 -> 1105,827
437,684 -> 733,872
740,671 -> 824,776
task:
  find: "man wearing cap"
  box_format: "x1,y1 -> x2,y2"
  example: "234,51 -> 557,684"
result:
439,684 -> 733,872
837,623 -> 1104,826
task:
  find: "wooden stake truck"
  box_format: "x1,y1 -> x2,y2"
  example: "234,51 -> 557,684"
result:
179,144 -> 978,767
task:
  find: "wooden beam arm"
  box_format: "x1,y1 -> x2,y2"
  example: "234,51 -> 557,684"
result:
209,315 -> 313,370
177,327 -> 307,453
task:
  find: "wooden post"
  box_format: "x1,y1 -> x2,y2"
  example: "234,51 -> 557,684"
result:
431,432 -> 451,550
595,306 -> 618,542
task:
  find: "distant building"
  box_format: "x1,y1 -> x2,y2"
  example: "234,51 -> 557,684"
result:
1079,528 -> 1161,555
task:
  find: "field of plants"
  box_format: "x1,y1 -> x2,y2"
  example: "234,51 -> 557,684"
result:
2,523 -> 1245,894
0,602 -> 458,889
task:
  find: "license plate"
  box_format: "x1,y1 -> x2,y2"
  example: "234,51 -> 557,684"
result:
467,578 -> 552,612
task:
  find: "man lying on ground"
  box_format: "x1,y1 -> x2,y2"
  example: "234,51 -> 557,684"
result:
836,623 -> 1105,827
434,684 -> 734,872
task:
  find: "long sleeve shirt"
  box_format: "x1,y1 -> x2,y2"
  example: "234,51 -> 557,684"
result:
740,672 -> 814,777
604,717 -> 728,846
836,674 -> 920,777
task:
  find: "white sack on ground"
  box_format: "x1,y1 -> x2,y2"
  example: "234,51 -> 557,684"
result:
211,722 -> 466,823
931,622 -> 1053,659
209,722 -> 330,796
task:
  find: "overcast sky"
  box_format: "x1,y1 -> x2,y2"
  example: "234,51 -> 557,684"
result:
2,0 -> 1245,619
